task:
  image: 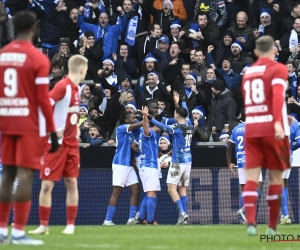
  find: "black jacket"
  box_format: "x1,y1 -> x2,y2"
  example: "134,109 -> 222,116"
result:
207,88 -> 237,133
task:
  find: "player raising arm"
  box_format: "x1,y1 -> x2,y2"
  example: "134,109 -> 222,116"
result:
0,11 -> 58,245
148,106 -> 193,225
241,35 -> 290,236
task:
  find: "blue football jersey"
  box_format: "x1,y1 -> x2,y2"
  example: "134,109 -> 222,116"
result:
170,123 -> 193,163
138,128 -> 159,169
290,120 -> 300,163
113,124 -> 136,166
230,123 -> 245,168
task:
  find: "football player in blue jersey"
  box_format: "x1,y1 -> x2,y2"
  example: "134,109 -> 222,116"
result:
280,118 -> 300,224
103,112 -> 143,225
134,106 -> 161,224
226,113 -> 262,224
147,105 -> 193,225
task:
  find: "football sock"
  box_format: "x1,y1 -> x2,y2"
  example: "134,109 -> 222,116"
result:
281,187 -> 288,216
175,200 -> 184,214
239,194 -> 244,208
129,206 -> 138,220
267,185 -> 282,230
66,206 -> 78,225
146,197 -> 156,222
243,181 -> 258,225
105,206 -> 116,221
180,196 -> 188,213
0,202 -> 10,235
40,206 -> 51,226
13,201 -> 31,231
138,196 -> 147,220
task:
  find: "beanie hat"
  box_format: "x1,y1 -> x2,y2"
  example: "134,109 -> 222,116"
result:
102,59 -> 114,66
126,101 -> 137,111
59,37 -> 70,45
143,52 -> 158,63
80,84 -> 88,93
185,72 -> 197,83
260,8 -> 271,19
159,134 -> 170,145
219,131 -> 230,140
192,106 -> 204,116
170,19 -> 181,28
79,103 -> 88,114
223,30 -> 235,41
212,79 -> 226,91
189,22 -> 200,33
163,0 -> 173,9
231,40 -> 242,51
119,74 -> 132,85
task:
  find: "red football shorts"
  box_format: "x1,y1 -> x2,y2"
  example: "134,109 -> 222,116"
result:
245,136 -> 290,170
40,144 -> 80,181
1,134 -> 46,170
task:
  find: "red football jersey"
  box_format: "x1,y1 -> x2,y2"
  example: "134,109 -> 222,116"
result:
0,40 -> 55,136
49,77 -> 80,147
242,58 -> 289,138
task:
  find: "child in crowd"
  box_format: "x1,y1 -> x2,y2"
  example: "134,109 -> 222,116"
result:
83,124 -> 104,148
158,134 -> 172,169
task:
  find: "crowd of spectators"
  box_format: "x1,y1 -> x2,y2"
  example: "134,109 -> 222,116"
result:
0,0 -> 299,144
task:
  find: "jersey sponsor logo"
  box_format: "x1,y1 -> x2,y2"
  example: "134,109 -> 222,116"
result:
244,65 -> 266,76
0,97 -> 28,107
0,53 -> 27,66
246,114 -> 273,124
64,105 -> 80,113
245,105 -> 268,114
0,107 -> 29,116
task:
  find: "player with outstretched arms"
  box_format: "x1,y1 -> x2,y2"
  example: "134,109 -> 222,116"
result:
28,55 -> 88,236
147,104 -> 193,225
241,35 -> 290,236
0,11 -> 58,245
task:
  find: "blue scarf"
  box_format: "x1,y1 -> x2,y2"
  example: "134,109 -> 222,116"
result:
205,77 -> 217,84
125,15 -> 138,46
29,0 -> 58,15
258,23 -> 270,37
222,69 -> 233,76
289,72 -> 298,98
184,86 -> 193,98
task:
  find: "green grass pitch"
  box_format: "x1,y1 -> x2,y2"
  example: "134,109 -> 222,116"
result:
2,225 -> 300,250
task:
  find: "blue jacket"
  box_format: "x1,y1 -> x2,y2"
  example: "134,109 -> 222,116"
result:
78,14 -> 127,60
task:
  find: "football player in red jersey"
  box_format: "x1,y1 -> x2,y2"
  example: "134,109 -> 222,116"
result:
0,11 -> 58,245
28,55 -> 88,236
241,36 -> 290,236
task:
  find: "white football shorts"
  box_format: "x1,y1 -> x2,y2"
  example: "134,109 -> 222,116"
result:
112,164 -> 139,187
283,167 -> 291,179
238,168 -> 263,184
139,167 -> 161,192
166,162 -> 191,186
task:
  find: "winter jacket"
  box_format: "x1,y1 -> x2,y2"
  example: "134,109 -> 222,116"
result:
152,0 -> 187,20
207,88 -> 237,133
78,14 -> 127,60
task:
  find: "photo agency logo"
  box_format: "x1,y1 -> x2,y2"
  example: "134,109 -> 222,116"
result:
260,234 -> 300,242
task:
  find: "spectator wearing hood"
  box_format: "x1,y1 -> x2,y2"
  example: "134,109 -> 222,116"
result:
151,0 -> 187,21
142,0 -> 180,35
207,79 -> 237,137
207,45 -> 242,91
158,134 -> 173,169
112,42 -> 137,78
79,31 -> 104,82
212,30 -> 235,68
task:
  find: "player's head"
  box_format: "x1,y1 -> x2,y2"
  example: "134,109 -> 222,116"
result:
146,99 -> 158,117
13,11 -> 37,40
254,35 -> 276,59
68,55 -> 88,82
120,111 -> 136,125
174,107 -> 188,121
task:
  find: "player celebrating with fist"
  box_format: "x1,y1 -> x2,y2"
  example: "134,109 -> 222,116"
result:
241,36 -> 290,236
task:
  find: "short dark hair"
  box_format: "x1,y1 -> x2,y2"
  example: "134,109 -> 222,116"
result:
170,42 -> 180,48
146,99 -> 158,108
197,11 -> 209,19
51,62 -> 63,69
149,23 -> 161,32
286,61 -> 296,69
13,11 -> 37,36
182,63 -> 191,70
175,107 -> 188,118
195,49 -> 204,55
157,96 -> 167,105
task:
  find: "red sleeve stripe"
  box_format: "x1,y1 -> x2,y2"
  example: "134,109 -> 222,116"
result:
35,77 -> 49,85
271,78 -> 286,87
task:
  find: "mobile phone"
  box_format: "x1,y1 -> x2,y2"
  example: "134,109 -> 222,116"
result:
224,124 -> 229,130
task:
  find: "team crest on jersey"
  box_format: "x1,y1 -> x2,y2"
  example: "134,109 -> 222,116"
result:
44,167 -> 51,176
